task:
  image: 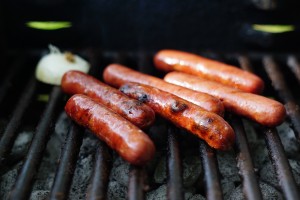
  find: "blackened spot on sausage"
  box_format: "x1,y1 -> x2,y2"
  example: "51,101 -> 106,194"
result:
119,84 -> 130,93
171,101 -> 187,113
138,93 -> 149,103
207,118 -> 214,124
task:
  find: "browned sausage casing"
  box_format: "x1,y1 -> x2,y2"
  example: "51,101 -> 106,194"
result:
164,72 -> 286,127
103,64 -> 224,116
65,94 -> 155,165
154,49 -> 265,94
61,70 -> 155,129
119,82 -> 235,150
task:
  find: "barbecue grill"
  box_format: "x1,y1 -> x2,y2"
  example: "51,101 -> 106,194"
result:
1,1 -> 300,200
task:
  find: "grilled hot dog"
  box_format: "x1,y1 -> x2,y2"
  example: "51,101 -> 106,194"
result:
164,72 -> 286,127
119,82 -> 235,150
65,94 -> 155,165
61,70 -> 155,128
103,64 -> 224,116
154,50 -> 264,94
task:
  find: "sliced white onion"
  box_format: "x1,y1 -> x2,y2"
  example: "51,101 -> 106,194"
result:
35,45 -> 90,85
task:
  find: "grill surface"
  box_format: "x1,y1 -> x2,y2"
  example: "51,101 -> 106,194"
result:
0,50 -> 300,200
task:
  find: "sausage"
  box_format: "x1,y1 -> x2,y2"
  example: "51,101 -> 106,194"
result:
103,64 -> 224,116
154,49 -> 265,94
65,94 -> 155,165
61,70 -> 155,129
119,82 -> 235,150
164,72 -> 286,127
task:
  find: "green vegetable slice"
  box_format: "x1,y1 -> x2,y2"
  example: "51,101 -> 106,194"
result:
252,24 -> 295,33
26,21 -> 72,30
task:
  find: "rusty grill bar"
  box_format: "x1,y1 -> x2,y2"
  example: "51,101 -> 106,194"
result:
0,50 -> 300,200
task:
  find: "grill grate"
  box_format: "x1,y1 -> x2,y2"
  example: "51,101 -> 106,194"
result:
0,50 -> 300,200
49,123 -> 83,200
230,117 -> 263,200
9,86 -> 63,200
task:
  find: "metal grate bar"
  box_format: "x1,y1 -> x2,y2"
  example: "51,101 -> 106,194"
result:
237,55 -> 254,72
239,55 -> 300,199
264,128 -> 300,200
263,56 -> 300,140
230,117 -> 263,200
167,128 -> 184,200
49,122 -> 83,200
128,166 -> 145,200
0,76 -> 36,163
87,142 -> 111,200
287,56 -> 300,84
9,86 -> 63,200
199,141 -> 223,200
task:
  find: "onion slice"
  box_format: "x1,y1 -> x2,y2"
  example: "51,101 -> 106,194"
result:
35,45 -> 90,85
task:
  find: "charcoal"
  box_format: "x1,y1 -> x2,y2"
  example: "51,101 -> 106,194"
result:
184,192 -> 194,199
107,181 -> 127,200
217,151 -> 240,183
289,159 -> 300,175
30,190 -> 49,200
277,122 -> 300,160
146,184 -> 167,200
54,112 -> 72,141
32,122 -> 65,192
110,159 -> 130,186
243,120 -> 269,169
112,155 -> 127,168
0,164 -> 20,200
188,194 -> 206,200
146,184 -> 197,199
228,181 -> 283,200
68,134 -> 97,200
257,181 -> 284,199
248,139 -> 269,169
259,161 -> 277,187
221,179 -> 236,199
11,131 -> 33,156
242,119 -> 258,143
69,154 -> 93,199
79,132 -> 99,156
182,156 -> 202,187
260,159 -> 300,188
145,151 -> 163,176
288,159 -> 300,185
154,156 -> 167,184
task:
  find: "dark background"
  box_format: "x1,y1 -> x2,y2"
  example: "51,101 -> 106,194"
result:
1,0 -> 300,52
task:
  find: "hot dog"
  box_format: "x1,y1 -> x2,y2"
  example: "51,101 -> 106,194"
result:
154,50 -> 264,94
61,70 -> 155,129
103,64 -> 224,116
119,82 -> 235,150
65,94 -> 155,165
164,72 -> 286,127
